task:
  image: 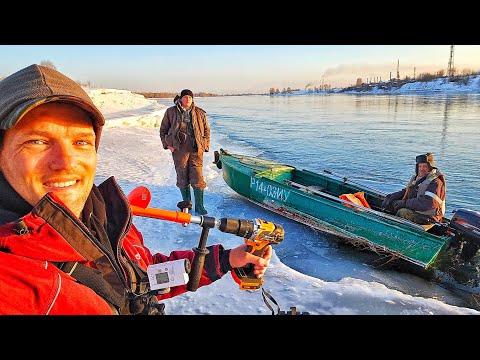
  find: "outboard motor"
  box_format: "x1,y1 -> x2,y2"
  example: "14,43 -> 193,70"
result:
449,209 -> 480,261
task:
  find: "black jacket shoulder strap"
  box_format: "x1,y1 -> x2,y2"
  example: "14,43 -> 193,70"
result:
54,261 -> 126,312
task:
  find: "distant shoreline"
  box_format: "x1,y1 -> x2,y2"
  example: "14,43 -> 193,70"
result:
273,74 -> 480,96
134,74 -> 480,97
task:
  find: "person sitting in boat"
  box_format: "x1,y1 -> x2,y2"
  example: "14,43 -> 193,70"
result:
381,153 -> 446,227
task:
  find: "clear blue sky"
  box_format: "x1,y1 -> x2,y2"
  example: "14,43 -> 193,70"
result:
1,45 -> 479,94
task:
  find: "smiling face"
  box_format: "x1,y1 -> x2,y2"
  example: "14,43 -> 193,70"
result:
0,102 -> 98,218
417,162 -> 431,177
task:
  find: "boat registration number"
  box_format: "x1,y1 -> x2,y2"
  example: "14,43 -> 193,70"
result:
250,177 -> 290,202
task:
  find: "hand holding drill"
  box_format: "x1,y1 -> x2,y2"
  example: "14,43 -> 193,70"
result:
218,217 -> 284,290
229,243 -> 272,278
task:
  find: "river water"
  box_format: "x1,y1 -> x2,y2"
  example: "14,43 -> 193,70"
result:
156,94 -> 480,310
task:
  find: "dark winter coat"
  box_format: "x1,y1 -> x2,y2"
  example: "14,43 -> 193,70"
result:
159,101 -> 210,153
383,169 -> 446,222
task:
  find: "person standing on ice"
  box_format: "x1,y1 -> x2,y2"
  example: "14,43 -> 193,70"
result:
159,89 -> 210,215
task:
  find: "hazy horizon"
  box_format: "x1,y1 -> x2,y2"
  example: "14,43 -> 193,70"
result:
1,45 -> 479,94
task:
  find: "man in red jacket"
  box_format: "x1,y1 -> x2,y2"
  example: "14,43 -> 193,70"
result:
0,64 -> 272,315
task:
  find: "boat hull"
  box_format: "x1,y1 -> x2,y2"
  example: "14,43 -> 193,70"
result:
216,149 -> 454,269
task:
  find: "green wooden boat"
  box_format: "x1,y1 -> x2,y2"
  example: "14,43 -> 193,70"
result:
214,148 -> 480,288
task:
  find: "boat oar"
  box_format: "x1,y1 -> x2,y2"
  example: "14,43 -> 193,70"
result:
322,169 -> 388,195
285,180 -> 425,231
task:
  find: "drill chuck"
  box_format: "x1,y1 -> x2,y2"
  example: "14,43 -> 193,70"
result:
218,218 -> 256,238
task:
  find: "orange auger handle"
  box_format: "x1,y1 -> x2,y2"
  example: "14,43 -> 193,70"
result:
130,205 -> 192,224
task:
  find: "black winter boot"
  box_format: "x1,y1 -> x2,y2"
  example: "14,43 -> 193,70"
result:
193,189 -> 207,215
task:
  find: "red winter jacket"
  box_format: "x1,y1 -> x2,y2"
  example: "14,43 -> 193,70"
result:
0,176 -> 230,315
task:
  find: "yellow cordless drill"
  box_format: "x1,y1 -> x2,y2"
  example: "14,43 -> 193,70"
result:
217,217 -> 284,290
